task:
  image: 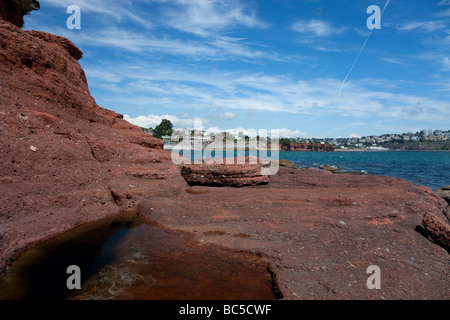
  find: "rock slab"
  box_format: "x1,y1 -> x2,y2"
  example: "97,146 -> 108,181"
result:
181,157 -> 269,187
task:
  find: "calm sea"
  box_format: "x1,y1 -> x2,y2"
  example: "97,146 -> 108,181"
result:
280,151 -> 450,191
172,149 -> 450,191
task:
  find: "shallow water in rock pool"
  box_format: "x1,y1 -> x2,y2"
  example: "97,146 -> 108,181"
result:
0,215 -> 278,300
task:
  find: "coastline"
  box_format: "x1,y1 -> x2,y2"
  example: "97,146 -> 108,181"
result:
336,149 -> 450,152
0,9 -> 449,301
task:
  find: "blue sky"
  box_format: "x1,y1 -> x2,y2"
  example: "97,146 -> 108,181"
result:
23,0 -> 450,138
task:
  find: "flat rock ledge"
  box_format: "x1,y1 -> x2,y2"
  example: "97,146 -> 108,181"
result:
181,157 -> 269,187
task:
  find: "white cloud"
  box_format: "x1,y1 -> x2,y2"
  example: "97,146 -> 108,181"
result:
396,20 -> 446,33
414,53 -> 450,72
292,19 -> 342,37
324,122 -> 366,136
436,8 -> 450,17
348,133 -> 360,138
100,60 -> 450,123
123,114 -> 207,129
277,128 -> 308,138
219,111 -> 237,119
125,119 -> 307,139
71,28 -> 217,56
85,68 -> 123,83
57,26 -> 280,62
162,0 -> 269,37
39,0 -> 153,28
312,45 -> 347,53
205,126 -> 306,138
442,57 -> 450,71
204,126 -> 222,135
379,57 -> 406,65
436,0 -> 450,17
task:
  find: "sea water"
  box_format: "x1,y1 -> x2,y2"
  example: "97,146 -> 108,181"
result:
281,151 -> 450,191
174,150 -> 450,191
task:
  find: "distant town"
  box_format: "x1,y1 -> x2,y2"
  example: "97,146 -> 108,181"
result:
283,129 -> 450,151
143,122 -> 450,151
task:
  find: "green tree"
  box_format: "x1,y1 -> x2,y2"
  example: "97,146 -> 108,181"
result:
279,138 -> 292,145
152,119 -> 173,139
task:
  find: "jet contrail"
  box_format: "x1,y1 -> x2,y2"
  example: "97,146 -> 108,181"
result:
333,0 -> 391,109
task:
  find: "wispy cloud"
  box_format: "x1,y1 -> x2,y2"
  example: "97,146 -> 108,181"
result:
161,0 -> 269,37
123,113 -> 207,129
414,53 -> 450,72
396,20 -> 446,33
333,0 -> 391,109
292,19 -> 342,37
379,57 -> 406,65
324,122 -> 366,136
219,111 -> 237,120
122,114 -> 306,138
437,0 -> 450,17
39,0 -> 153,28
51,26 -> 280,62
28,0 -> 450,137
83,58 -> 450,124
436,8 -> 450,18
442,57 -> 450,71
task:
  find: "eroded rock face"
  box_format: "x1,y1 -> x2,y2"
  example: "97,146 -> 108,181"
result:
0,0 -> 39,28
281,143 -> 335,152
319,164 -> 339,172
181,157 -> 269,187
436,185 -> 450,205
279,159 -> 298,169
0,19 -> 187,273
421,186 -> 450,252
0,0 -> 23,27
422,211 -> 450,253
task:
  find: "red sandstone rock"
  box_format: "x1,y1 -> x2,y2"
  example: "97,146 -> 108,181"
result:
181,157 -> 269,187
0,0 -> 27,28
436,186 -> 450,205
279,159 -> 298,169
422,211 -> 450,252
144,168 -> 449,300
0,18 -> 187,274
319,164 -> 339,172
280,143 -> 335,152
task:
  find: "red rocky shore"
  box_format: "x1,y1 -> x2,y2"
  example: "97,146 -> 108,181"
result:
0,4 -> 449,299
144,167 -> 449,299
0,9 -> 187,275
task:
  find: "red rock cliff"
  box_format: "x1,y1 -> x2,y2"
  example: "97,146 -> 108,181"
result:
0,0 -> 39,28
0,15 -> 187,273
